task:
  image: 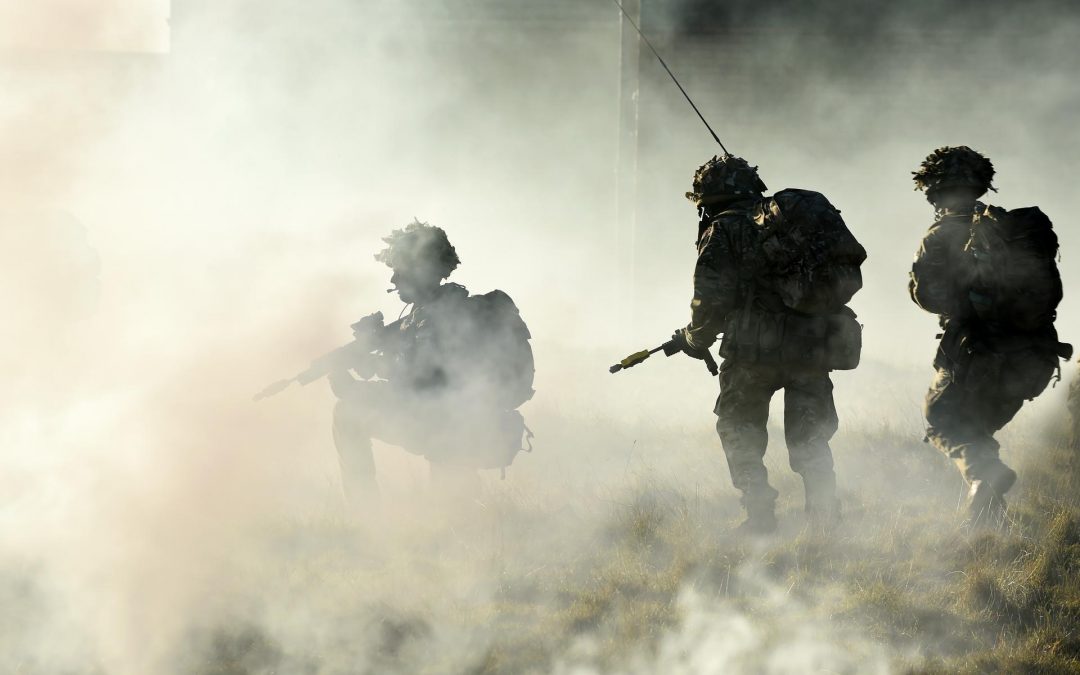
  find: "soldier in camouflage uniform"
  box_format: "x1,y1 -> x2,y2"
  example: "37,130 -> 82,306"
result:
329,221 -> 534,506
910,146 -> 1067,525
671,155 -> 863,533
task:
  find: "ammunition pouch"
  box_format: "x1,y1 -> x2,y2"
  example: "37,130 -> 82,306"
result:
719,306 -> 861,371
424,409 -> 531,471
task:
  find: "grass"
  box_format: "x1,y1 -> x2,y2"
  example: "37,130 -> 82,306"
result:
182,412 -> 1080,674
6,410 -> 1079,674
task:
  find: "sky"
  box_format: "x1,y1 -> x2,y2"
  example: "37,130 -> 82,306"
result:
0,0 -> 169,52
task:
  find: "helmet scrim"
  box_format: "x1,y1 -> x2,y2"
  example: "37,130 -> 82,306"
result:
912,146 -> 996,195
375,220 -> 461,280
686,154 -> 768,206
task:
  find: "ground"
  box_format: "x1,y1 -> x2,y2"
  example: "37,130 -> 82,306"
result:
173,406 -> 1080,675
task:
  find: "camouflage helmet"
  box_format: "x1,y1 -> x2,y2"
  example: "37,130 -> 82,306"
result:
375,219 -> 460,279
686,154 -> 768,206
912,146 -> 996,195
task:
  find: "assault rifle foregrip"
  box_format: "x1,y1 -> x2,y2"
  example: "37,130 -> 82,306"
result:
609,349 -> 656,373
609,339 -> 719,377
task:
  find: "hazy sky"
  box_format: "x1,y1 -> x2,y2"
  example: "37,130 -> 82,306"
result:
0,0 -> 169,52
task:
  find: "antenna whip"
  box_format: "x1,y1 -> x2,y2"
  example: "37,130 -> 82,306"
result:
611,0 -> 729,154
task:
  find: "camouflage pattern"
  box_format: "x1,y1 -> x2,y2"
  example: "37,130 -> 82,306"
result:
912,146 -> 996,196
923,326 -> 1056,489
685,188 -> 844,521
332,379 -> 522,502
375,220 -> 460,279
715,361 -> 838,513
684,198 -> 770,352
332,225 -> 532,502
909,208 -> 980,320
685,154 -> 768,207
911,148 -> 1064,519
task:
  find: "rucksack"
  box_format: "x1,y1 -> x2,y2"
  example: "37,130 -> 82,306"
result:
965,205 -> 1062,332
751,189 -> 867,315
466,289 -> 535,410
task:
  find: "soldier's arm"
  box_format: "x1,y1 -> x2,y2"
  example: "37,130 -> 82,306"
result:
909,222 -> 965,317
685,225 -> 738,349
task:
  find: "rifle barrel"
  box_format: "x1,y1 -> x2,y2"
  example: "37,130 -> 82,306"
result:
253,378 -> 296,402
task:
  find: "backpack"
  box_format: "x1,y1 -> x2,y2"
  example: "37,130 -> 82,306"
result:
466,290 -> 535,410
965,205 -> 1062,332
751,189 -> 867,315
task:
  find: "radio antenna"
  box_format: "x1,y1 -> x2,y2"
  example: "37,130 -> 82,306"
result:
611,0 -> 730,155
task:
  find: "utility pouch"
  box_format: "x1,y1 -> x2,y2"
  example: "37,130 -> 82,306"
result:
470,410 -> 530,470
956,330 -> 1059,401
934,323 -> 972,371
825,307 -> 862,370
720,307 -> 860,371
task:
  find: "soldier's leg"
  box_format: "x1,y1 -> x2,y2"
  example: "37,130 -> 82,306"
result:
968,388 -> 1024,491
715,362 -> 781,528
924,366 -> 1015,523
331,384 -> 392,506
783,370 -> 839,519
926,366 -> 1020,481
924,366 -> 988,475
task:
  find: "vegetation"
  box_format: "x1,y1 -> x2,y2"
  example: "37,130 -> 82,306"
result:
186,410 -> 1080,674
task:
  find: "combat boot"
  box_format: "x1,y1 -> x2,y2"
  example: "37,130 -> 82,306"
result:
803,472 -> 840,526
736,486 -> 779,535
965,464 -> 1016,529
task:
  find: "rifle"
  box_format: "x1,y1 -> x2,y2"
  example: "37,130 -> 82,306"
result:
254,311 -> 402,401
609,337 -> 719,377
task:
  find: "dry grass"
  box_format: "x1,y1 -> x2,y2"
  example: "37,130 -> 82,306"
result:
183,411 -> 1076,673
185,413 -> 1079,673
9,411 -> 1078,674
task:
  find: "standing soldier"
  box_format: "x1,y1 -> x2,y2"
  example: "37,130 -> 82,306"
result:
670,155 -> 866,533
328,220 -> 534,506
910,146 -> 1070,526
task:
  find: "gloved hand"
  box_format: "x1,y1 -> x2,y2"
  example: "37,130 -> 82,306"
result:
669,328 -> 711,361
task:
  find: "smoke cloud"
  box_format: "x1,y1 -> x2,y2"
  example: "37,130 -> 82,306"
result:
1,0 -> 1077,672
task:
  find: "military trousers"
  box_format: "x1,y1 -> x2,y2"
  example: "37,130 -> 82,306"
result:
923,366 -> 1024,487
713,360 -> 838,508
332,380 -> 520,503
924,337 -> 1056,487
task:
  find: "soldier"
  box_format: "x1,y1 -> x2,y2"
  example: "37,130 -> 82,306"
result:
328,220 -> 534,506
910,146 -> 1069,526
670,155 -> 866,533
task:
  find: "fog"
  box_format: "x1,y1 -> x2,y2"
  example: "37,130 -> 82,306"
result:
1,0 -> 1077,672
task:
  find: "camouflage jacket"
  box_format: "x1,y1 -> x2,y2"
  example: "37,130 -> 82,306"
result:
685,200 -> 789,350
383,282 -> 472,393
908,209 -> 979,325
382,283 -> 533,409
911,205 -> 1065,364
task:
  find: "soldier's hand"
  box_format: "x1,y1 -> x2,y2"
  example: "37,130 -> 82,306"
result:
670,329 -> 711,361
